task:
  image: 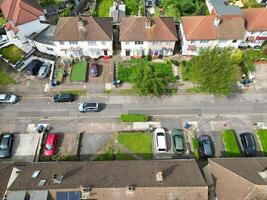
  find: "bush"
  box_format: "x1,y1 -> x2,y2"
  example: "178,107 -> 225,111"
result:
120,114 -> 149,122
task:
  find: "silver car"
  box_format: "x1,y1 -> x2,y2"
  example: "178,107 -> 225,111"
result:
79,102 -> 100,113
38,63 -> 51,78
0,94 -> 19,104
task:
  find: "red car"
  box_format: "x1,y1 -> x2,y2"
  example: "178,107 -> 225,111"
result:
43,133 -> 59,156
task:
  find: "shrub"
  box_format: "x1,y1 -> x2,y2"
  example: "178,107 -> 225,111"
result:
120,114 -> 149,122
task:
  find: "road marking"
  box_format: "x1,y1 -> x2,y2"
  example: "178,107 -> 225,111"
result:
22,96 -> 50,99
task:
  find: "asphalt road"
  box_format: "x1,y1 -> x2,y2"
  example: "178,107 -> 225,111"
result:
1,93 -> 267,121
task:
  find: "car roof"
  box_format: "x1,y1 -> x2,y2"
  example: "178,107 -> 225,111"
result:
46,134 -> 57,145
157,135 -> 166,148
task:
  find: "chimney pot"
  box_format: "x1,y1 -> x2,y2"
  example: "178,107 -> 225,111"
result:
156,171 -> 163,182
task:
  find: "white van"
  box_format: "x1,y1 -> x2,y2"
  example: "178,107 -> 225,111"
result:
155,128 -> 167,152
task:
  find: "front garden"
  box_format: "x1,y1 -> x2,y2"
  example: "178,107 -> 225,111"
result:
95,131 -> 152,161
118,58 -> 176,96
0,69 -> 16,85
70,60 -> 87,82
0,45 -> 25,65
221,129 -> 241,157
96,0 -> 113,17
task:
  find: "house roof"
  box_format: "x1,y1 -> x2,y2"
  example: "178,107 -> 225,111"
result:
0,0 -> 43,26
210,158 -> 267,185
243,8 -> 267,31
181,15 -> 245,40
120,17 -> 178,41
0,163 -> 13,200
53,17 -> 113,41
9,160 -> 207,191
210,0 -> 242,16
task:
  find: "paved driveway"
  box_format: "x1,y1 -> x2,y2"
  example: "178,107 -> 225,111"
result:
88,61 -> 114,84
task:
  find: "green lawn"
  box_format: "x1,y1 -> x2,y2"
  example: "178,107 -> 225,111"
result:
0,45 -> 24,64
70,60 -> 87,82
192,138 -> 199,160
59,4 -> 74,17
118,132 -> 152,159
222,129 -> 241,157
120,114 -> 149,122
256,129 -> 267,156
0,69 -> 16,85
0,16 -> 6,27
55,67 -> 64,83
61,90 -> 87,96
118,59 -> 174,83
97,0 -> 113,17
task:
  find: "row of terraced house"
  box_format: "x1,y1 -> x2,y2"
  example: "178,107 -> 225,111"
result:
0,0 -> 267,59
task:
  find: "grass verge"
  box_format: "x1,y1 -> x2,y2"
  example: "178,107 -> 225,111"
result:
120,114 -> 148,122
0,69 -> 16,85
221,129 -> 241,157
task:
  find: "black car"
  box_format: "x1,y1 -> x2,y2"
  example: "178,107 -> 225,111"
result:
53,93 -> 75,103
26,59 -> 43,75
240,132 -> 257,157
0,133 -> 14,158
199,135 -> 214,158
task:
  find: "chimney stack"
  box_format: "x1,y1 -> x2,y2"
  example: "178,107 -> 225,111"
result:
145,17 -> 152,29
213,16 -> 221,26
258,170 -> 267,180
156,171 -> 163,182
78,16 -> 85,31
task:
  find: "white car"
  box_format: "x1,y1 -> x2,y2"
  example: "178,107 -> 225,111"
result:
79,102 -> 100,113
154,128 -> 167,152
0,94 -> 19,104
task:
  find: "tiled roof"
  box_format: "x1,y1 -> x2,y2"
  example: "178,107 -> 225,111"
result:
9,160 -> 207,190
120,17 -> 178,41
53,17 -> 113,41
181,15 -> 245,40
243,8 -> 267,31
210,0 -> 242,16
0,163 -> 13,199
0,0 -> 43,26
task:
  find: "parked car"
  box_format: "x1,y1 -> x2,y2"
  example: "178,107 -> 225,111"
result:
155,128 -> 167,152
0,133 -> 14,158
240,132 -> 257,157
0,93 -> 19,104
38,62 -> 51,78
90,63 -> 99,77
79,102 -> 100,113
26,59 -> 43,75
172,129 -> 185,153
43,133 -> 60,156
199,135 -> 214,158
53,93 -> 75,103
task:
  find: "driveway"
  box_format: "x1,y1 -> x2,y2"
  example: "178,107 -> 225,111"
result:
79,132 -> 112,160
88,61 -> 114,84
12,133 -> 40,162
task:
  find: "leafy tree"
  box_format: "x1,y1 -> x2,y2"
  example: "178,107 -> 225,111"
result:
185,47 -> 241,95
130,60 -> 175,96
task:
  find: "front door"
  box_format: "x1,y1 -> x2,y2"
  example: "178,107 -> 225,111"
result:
126,50 -> 130,56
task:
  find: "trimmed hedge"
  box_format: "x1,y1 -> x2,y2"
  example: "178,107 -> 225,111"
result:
222,129 -> 240,157
120,114 -> 148,122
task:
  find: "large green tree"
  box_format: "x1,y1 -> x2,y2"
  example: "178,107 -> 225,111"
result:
130,59 -> 175,96
183,47 -> 241,95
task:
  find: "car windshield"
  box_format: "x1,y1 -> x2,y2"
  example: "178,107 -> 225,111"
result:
84,103 -> 97,109
4,95 -> 11,101
0,136 -> 9,150
45,144 -> 53,150
157,132 -> 165,136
